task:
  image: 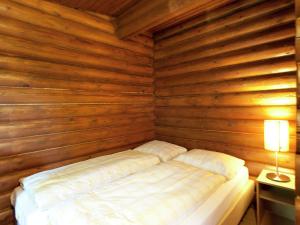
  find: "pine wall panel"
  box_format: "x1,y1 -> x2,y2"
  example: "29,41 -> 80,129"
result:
154,0 -> 296,178
295,0 -> 300,222
0,0 -> 154,224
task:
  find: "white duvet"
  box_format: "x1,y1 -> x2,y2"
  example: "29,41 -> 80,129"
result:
18,150 -> 160,209
35,161 -> 226,225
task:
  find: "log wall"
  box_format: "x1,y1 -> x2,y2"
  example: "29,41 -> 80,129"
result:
295,0 -> 300,223
0,0 -> 154,224
154,0 -> 297,177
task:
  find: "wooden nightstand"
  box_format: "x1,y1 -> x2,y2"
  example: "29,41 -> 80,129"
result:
256,169 -> 296,225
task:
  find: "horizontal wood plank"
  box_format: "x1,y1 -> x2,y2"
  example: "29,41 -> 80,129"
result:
156,57 -> 296,87
0,122 -> 154,158
156,39 -> 295,77
156,0 -> 293,49
0,87 -> 153,104
0,126 -> 155,173
156,73 -> 296,96
155,24 -> 295,68
0,34 -> 153,76
155,0 -> 262,41
0,16 -> 152,65
0,0 -> 152,56
0,208 -> 14,225
0,2 -> 154,222
155,7 -> 294,59
0,193 -> 11,211
0,70 -> 153,94
155,117 -> 296,134
154,1 -> 296,178
155,106 -> 296,120
0,113 -> 154,139
156,126 -> 296,151
0,104 -> 153,122
12,0 -> 115,33
0,131 -> 154,193
156,90 -> 296,107
0,56 -> 153,85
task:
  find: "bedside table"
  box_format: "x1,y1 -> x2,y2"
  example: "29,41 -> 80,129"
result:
256,169 -> 296,225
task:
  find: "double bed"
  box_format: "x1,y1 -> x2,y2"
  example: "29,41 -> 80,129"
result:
12,141 -> 254,225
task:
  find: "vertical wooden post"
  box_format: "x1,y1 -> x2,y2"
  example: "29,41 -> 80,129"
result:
296,0 -> 300,224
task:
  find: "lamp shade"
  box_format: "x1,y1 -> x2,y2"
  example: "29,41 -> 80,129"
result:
264,120 -> 289,152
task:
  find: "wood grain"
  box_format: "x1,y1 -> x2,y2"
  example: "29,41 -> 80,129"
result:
0,0 -> 151,55
0,15 -> 152,65
295,0 -> 300,222
155,24 -> 295,68
155,57 -> 296,87
155,39 -> 295,77
156,126 -> 296,151
46,0 -> 139,16
12,0 -> 115,32
158,135 -> 295,169
155,0 -> 293,50
0,1 -> 154,224
0,123 -> 154,158
156,73 -> 296,96
0,56 -> 153,85
155,7 -> 294,59
116,0 -> 231,38
0,70 -> 153,94
155,117 -> 296,134
154,0 -> 296,177
0,33 -> 153,75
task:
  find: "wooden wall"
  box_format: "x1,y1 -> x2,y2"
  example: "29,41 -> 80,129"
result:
0,0 -> 154,224
47,0 -> 139,16
154,0 -> 297,177
295,0 -> 300,223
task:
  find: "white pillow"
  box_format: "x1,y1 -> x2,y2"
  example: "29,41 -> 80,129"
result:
134,140 -> 187,162
174,149 -> 245,179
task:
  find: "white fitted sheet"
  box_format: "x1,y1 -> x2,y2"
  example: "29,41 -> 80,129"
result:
12,166 -> 249,225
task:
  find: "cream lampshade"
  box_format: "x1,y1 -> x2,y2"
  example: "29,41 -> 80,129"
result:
264,120 -> 290,182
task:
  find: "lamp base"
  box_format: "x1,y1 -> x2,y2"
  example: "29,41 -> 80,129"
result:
266,172 -> 290,182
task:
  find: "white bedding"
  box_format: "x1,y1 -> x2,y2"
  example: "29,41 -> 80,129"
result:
13,168 -> 249,225
16,150 -> 160,209
13,160 -> 227,225
180,166 -> 249,225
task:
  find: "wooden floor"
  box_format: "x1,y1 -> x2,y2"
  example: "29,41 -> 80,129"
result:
239,207 -> 256,225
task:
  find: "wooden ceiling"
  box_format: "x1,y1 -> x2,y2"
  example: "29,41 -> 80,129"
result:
46,0 -> 233,39
117,0 -> 233,38
46,0 -> 139,16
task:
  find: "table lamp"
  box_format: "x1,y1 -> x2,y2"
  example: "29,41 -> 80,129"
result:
264,120 -> 290,182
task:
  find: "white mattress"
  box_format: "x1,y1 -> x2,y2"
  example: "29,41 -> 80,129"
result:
179,166 -> 249,225
12,165 -> 249,225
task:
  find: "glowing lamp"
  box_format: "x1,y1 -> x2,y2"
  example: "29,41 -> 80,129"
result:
264,120 -> 290,182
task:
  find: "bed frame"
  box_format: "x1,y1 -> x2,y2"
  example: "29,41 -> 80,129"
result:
217,180 -> 255,225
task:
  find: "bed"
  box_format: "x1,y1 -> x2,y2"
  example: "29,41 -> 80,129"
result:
12,141 -> 254,225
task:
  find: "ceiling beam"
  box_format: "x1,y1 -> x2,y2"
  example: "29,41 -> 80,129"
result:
116,0 -> 233,39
